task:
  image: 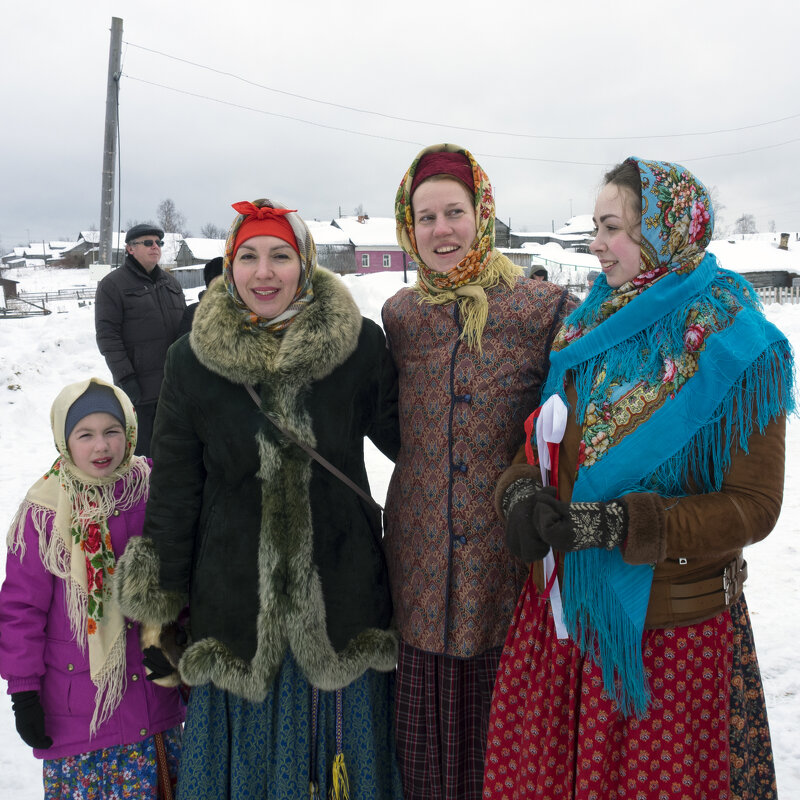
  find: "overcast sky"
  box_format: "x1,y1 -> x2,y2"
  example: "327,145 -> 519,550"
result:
2,0 -> 798,249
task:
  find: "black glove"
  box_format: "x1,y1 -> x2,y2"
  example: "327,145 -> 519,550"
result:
11,691 -> 53,750
532,487 -> 628,552
118,376 -> 142,406
142,646 -> 177,681
501,478 -> 550,562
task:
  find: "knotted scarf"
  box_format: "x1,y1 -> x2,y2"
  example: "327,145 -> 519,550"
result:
540,158 -> 795,716
395,143 -> 521,354
7,377 -> 150,734
223,198 -> 316,334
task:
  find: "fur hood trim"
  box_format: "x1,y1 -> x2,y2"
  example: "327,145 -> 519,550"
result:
189,266 -> 362,386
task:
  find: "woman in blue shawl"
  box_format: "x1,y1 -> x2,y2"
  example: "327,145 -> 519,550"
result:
483,158 -> 792,799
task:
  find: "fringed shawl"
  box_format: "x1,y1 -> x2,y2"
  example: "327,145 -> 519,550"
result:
541,158 -> 795,716
6,377 -> 149,734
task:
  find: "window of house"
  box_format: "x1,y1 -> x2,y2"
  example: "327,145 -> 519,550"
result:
383,254 -> 391,268
361,253 -> 370,268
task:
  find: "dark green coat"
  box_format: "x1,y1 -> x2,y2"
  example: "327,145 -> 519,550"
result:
115,268 -> 400,700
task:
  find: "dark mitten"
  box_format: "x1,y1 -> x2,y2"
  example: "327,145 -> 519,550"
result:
501,478 -> 550,562
118,376 -> 142,406
142,646 -> 177,681
533,489 -> 628,552
11,691 -> 53,749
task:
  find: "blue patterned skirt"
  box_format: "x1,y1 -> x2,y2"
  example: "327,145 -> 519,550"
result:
43,726 -> 182,800
177,651 -> 403,799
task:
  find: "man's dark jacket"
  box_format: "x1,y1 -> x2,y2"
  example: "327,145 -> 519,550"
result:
95,255 -> 186,403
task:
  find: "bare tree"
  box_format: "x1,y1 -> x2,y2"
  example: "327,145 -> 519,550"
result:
200,223 -> 227,239
157,198 -> 188,236
769,220 -> 776,233
733,213 -> 758,236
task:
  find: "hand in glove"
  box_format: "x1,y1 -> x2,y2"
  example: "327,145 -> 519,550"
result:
11,691 -> 53,749
532,487 -> 628,552
501,477 -> 551,562
140,621 -> 187,687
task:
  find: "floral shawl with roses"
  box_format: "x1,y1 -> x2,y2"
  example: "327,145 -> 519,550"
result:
7,377 -> 150,734
538,158 -> 795,716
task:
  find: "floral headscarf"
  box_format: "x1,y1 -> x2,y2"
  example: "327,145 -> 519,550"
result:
395,143 -> 521,353
539,157 -> 794,717
7,377 -> 150,734
223,198 -> 317,334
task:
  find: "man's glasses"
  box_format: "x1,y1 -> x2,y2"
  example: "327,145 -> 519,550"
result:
131,239 -> 164,247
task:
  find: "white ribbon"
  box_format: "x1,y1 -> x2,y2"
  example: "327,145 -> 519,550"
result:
535,394 -> 569,640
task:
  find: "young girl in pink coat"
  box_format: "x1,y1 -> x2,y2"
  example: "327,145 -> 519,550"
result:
0,377 -> 184,799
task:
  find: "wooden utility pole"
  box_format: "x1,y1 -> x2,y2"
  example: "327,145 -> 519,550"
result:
99,17 -> 123,266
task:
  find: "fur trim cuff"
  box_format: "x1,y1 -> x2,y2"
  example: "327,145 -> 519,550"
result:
113,537 -> 187,625
622,492 -> 667,565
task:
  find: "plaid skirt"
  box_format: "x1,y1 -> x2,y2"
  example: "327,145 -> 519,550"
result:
395,640 -> 503,800
483,574 -> 777,799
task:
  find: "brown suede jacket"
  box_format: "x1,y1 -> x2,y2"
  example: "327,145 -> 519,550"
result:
496,383 -> 786,629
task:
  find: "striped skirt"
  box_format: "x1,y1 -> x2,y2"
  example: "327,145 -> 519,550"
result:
176,650 -> 403,799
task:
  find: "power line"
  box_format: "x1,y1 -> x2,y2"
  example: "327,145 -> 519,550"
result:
121,73 -> 800,168
124,40 -> 800,142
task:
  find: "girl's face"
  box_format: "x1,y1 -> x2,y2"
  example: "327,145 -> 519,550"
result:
67,412 -> 126,477
232,235 -> 302,318
411,178 -> 477,273
590,183 -> 642,289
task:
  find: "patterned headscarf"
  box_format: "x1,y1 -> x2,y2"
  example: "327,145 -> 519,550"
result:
540,158 -> 794,717
7,377 -> 150,734
395,143 -> 520,353
223,199 -> 317,334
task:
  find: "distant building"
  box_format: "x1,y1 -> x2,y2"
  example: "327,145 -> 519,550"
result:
176,238 -> 225,268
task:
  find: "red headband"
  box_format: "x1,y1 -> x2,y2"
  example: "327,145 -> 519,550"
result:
231,202 -> 299,255
410,152 -> 474,197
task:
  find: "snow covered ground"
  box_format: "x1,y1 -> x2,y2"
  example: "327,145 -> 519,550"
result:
0,266 -> 798,796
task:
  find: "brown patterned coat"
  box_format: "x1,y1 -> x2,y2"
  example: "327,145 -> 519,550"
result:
382,266 -> 568,657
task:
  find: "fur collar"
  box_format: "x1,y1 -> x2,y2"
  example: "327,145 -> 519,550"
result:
190,266 -> 362,386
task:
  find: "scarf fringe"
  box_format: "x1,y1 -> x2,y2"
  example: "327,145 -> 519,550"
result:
89,626 -> 128,736
563,549 -> 651,718
414,252 -> 521,354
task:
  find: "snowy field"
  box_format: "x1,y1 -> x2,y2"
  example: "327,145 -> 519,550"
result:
0,266 -> 798,796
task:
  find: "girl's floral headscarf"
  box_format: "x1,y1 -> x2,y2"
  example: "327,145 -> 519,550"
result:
539,157 -> 794,717
223,199 -> 317,335
7,377 -> 150,734
395,143 -> 521,353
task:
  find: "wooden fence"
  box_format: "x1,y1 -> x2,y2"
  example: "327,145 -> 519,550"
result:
755,286 -> 800,305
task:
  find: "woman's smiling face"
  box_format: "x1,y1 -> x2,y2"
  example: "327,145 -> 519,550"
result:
411,178 -> 477,273
589,183 -> 642,289
232,235 -> 301,318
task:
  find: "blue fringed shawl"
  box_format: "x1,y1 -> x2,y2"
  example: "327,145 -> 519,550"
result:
541,251 -> 794,718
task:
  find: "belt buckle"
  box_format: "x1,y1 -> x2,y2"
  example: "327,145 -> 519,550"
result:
722,561 -> 737,605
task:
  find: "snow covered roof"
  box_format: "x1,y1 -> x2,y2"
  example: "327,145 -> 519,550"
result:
306,220 -> 351,246
79,231 -> 127,249
556,215 -> 595,235
181,238 -> 225,260
708,238 -> 800,274
332,216 -> 398,248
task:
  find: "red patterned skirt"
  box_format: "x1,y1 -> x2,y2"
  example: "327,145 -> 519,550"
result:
483,574 -> 777,799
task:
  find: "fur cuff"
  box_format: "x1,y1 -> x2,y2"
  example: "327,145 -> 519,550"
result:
622,492 -> 667,565
113,537 -> 187,626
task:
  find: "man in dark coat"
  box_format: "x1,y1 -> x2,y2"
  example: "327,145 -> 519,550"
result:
95,223 -> 186,456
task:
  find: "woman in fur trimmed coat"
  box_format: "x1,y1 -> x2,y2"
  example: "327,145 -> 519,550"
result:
114,199 -> 403,798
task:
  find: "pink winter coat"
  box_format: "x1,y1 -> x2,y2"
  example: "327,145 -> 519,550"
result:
0,478 -> 185,760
